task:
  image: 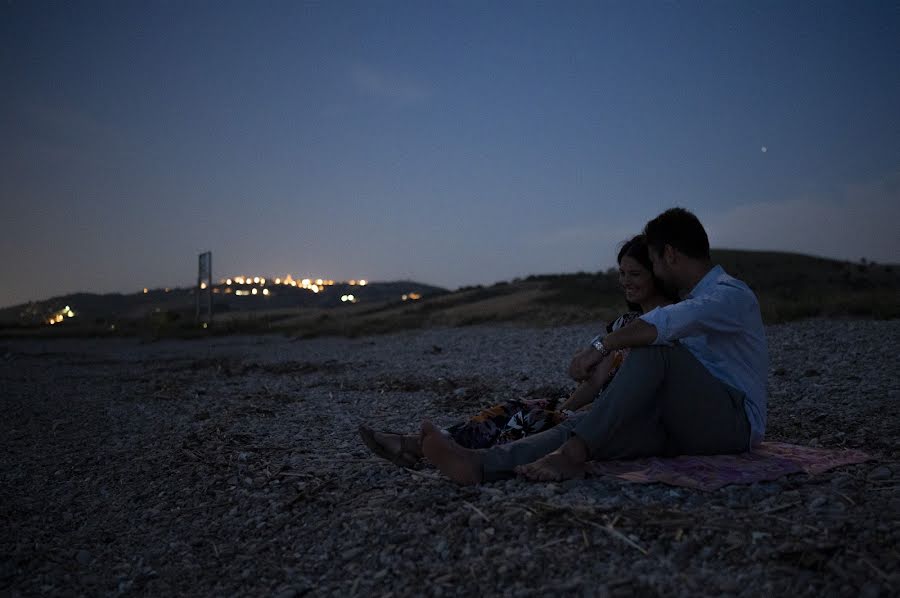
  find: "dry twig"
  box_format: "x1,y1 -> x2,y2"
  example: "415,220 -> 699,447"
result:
463,501 -> 491,522
570,515 -> 649,555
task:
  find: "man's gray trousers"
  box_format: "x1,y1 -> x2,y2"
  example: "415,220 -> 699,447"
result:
481,344 -> 751,480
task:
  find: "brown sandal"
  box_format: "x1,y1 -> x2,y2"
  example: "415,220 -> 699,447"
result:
358,425 -> 421,469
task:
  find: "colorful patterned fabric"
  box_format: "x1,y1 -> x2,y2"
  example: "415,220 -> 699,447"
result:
446,397 -> 570,449
446,312 -> 641,450
585,442 -> 873,491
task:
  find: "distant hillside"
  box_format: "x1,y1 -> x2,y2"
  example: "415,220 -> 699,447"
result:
0,280 -> 448,332
289,249 -> 899,338
1,250 -> 896,338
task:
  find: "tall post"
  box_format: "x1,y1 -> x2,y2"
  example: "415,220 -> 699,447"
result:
197,251 -> 212,326
207,252 -> 213,325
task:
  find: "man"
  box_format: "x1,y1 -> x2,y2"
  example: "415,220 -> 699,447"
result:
421,207 -> 769,484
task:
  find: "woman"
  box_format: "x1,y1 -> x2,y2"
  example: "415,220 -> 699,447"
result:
359,234 -> 676,468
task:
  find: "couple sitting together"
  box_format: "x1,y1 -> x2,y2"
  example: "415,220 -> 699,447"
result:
359,207 -> 769,484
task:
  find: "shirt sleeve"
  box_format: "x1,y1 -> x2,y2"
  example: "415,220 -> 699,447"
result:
639,284 -> 753,344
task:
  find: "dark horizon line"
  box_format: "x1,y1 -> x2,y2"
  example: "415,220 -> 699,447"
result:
2,246 -> 896,312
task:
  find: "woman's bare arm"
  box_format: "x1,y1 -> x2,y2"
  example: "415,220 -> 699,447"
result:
570,319 -> 658,380
560,353 -> 615,411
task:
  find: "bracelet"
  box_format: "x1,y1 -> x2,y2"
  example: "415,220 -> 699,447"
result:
591,338 -> 610,359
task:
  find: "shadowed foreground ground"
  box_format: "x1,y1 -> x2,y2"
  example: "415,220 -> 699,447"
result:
2,319 -> 898,597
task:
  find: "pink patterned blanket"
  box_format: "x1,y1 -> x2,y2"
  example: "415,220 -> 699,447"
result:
585,442 -> 873,491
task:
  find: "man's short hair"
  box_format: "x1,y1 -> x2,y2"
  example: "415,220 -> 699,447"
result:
643,207 -> 711,260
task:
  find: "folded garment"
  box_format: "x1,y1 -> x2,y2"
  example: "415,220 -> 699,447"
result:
585,442 -> 873,491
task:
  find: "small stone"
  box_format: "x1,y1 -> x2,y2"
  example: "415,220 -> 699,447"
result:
831,474 -> 852,487
718,579 -> 739,592
274,589 -> 298,598
342,547 -> 363,561
75,550 -> 91,566
453,388 -> 467,397
808,496 -> 828,510
859,582 -> 880,598
868,466 -> 892,481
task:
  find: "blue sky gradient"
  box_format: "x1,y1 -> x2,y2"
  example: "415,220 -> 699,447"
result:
2,1 -> 898,307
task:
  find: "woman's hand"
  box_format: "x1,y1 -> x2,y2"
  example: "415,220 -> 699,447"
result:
568,347 -> 605,381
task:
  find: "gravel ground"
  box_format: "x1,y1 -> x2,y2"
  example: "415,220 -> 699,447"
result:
2,318 -> 898,597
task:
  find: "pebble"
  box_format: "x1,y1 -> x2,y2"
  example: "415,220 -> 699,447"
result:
808,496 -> 828,510
868,466 -> 892,481
718,579 -> 740,592
859,583 -> 881,598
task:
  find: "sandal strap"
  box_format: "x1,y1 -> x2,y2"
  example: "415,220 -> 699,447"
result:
400,434 -> 422,456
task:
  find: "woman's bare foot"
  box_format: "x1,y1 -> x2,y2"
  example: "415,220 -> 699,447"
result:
358,425 -> 421,468
420,420 -> 483,485
515,437 -> 590,481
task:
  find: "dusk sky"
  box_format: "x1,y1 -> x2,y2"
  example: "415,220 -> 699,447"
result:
2,1 -> 899,308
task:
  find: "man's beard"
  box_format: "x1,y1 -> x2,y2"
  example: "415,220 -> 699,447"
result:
656,274 -> 681,299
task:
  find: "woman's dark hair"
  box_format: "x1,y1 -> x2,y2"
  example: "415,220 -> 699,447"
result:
616,234 -> 678,313
643,207 -> 711,260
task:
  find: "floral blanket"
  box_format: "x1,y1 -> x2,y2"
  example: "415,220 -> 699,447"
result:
585,442 -> 873,491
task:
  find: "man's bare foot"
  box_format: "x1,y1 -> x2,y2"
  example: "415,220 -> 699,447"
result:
515,437 -> 590,482
420,420 -> 482,485
515,450 -> 586,481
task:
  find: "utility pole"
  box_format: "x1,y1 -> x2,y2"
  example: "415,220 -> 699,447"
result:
196,251 -> 212,326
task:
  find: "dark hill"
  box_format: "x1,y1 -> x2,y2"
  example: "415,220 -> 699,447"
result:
0,281 -> 448,331
284,250 -> 898,338
1,250 -> 896,338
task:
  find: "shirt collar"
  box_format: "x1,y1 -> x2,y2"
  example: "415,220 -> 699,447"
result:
686,264 -> 724,299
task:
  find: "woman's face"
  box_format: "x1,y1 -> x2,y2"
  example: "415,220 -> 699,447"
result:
618,255 -> 656,306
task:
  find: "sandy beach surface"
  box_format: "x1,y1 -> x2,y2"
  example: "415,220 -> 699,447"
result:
2,318 -> 898,597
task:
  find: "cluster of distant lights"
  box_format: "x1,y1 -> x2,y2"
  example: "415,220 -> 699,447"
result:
218,275 -> 368,294
136,276 -> 423,305
44,283 -> 422,327
218,275 -> 367,295
142,276 -> 368,297
47,305 -> 75,325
